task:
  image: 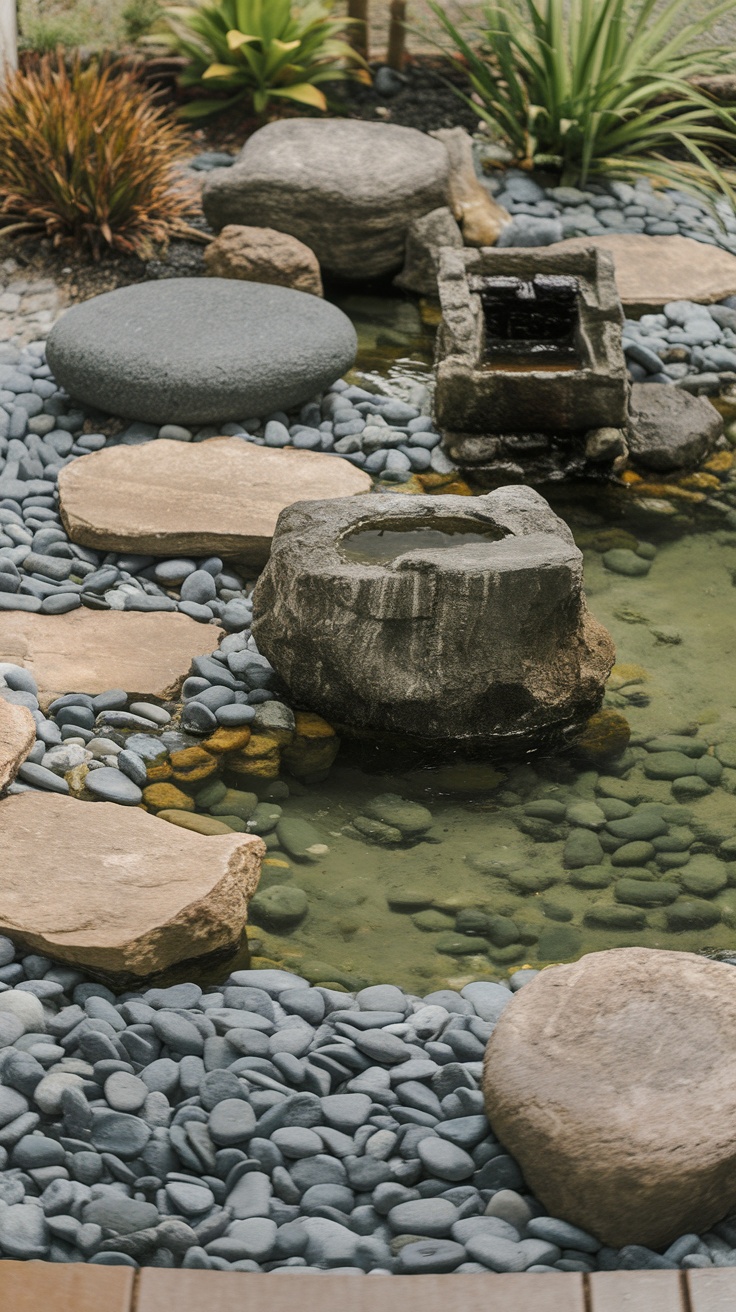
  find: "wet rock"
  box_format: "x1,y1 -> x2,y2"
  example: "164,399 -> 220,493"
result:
204,224 -> 323,297
626,383 -> 723,472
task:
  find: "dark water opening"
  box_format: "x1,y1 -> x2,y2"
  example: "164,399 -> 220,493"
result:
340,521 -> 506,563
474,272 -> 583,366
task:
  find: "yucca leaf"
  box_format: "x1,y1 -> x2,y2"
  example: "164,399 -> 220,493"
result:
271,82 -> 327,109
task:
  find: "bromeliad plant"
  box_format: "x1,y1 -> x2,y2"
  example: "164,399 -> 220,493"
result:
429,0 -> 736,205
0,56 -> 198,258
159,0 -> 370,119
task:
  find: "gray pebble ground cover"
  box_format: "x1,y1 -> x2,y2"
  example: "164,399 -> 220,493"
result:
0,952 -> 732,1273
0,342 -> 453,626
483,168 -> 736,255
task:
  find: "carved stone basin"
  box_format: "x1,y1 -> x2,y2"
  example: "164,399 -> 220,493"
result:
252,486 -> 615,754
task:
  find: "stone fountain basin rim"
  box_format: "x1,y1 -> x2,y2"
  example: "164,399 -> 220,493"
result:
269,490 -> 582,576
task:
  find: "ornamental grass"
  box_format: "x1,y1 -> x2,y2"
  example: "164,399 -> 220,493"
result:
0,55 -> 198,259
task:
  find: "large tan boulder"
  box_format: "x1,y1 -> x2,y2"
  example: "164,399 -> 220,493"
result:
58,437 -> 372,568
483,947 -> 736,1248
0,699 -> 35,791
0,792 -> 264,981
0,610 -> 222,711
205,225 -> 323,297
545,233 -> 736,312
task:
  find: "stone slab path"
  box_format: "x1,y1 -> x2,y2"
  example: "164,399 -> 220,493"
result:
1,1263 -> 734,1310
0,610 -> 222,709
0,792 -> 263,981
0,697 -> 35,789
58,437 -> 372,567
545,234 -> 736,311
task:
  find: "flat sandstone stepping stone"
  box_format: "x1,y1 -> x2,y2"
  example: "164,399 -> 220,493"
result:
59,438 -> 371,567
0,792 -> 264,981
0,698 -> 35,790
483,946 -> 736,1249
545,234 -> 736,311
46,277 -> 357,425
0,610 -> 222,710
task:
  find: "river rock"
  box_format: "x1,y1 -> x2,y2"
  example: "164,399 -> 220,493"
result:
0,611 -> 221,710
483,947 -> 736,1248
0,792 -> 264,981
59,438 -> 371,568
253,486 -> 615,749
46,278 -> 356,424
204,225 -> 323,297
202,119 -> 450,279
0,697 -> 35,790
626,383 -> 723,471
545,233 -> 736,312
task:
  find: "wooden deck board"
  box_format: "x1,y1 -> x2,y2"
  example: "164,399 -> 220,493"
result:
0,1259 -> 135,1312
588,1269 -> 686,1311
135,1270 -> 586,1312
687,1267 -> 736,1311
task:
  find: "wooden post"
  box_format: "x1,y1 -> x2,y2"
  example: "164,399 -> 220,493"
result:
0,0 -> 17,85
347,0 -> 368,63
387,0 -> 406,72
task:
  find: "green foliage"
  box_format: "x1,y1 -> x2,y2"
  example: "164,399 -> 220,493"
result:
18,16 -> 83,52
429,0 -> 736,203
158,0 -> 370,119
123,0 -> 163,42
0,56 -> 197,258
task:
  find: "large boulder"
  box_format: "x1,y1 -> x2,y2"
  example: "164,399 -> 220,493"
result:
204,225 -> 324,297
253,486 -> 614,751
46,278 -> 356,424
0,792 -> 264,982
0,610 -> 222,710
59,438 -> 371,569
0,697 -> 35,791
626,383 -> 723,471
202,119 -> 451,280
483,947 -> 736,1248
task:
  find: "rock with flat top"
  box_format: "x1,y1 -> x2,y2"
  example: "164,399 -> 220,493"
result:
204,225 -> 323,297
46,278 -> 356,424
59,438 -> 371,568
202,119 -> 450,279
546,234 -> 736,312
0,698 -> 35,791
483,947 -> 736,1248
0,792 -> 264,981
0,610 -> 221,710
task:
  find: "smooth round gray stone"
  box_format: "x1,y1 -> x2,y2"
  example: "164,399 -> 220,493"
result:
103,1071 -> 148,1112
84,767 -> 142,806
209,1098 -> 257,1146
89,1110 -> 151,1158
46,279 -> 358,424
84,1194 -> 159,1234
271,1127 -> 323,1159
417,1136 -> 475,1181
388,1199 -> 459,1237
216,704 -> 256,727
0,1202 -> 49,1258
166,1181 -> 215,1215
396,1239 -> 466,1273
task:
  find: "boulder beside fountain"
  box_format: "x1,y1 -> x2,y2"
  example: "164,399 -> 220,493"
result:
252,487 -> 614,754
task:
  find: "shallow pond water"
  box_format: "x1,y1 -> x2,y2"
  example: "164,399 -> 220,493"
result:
198,293 -> 736,993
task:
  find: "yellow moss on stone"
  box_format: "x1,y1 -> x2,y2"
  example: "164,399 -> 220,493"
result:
142,783 -> 194,811
677,472 -> 720,492
282,712 -> 340,780
65,763 -> 92,799
157,809 -> 233,835
169,746 -> 218,781
203,726 -> 252,754
574,708 -> 631,763
145,761 -> 173,782
703,450 -> 735,474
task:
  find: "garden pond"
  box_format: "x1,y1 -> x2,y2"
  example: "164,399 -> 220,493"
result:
199,292 -> 736,995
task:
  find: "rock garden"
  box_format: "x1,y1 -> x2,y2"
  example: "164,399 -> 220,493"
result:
4,0 -> 736,1289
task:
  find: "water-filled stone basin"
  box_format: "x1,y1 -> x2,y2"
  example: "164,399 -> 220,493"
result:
252,486 -> 615,751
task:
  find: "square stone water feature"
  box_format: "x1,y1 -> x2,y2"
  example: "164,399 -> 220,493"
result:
434,246 -> 630,482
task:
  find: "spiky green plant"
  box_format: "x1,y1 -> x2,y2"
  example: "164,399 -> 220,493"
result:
158,0 -> 370,119
0,56 -> 198,258
429,0 -> 736,204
